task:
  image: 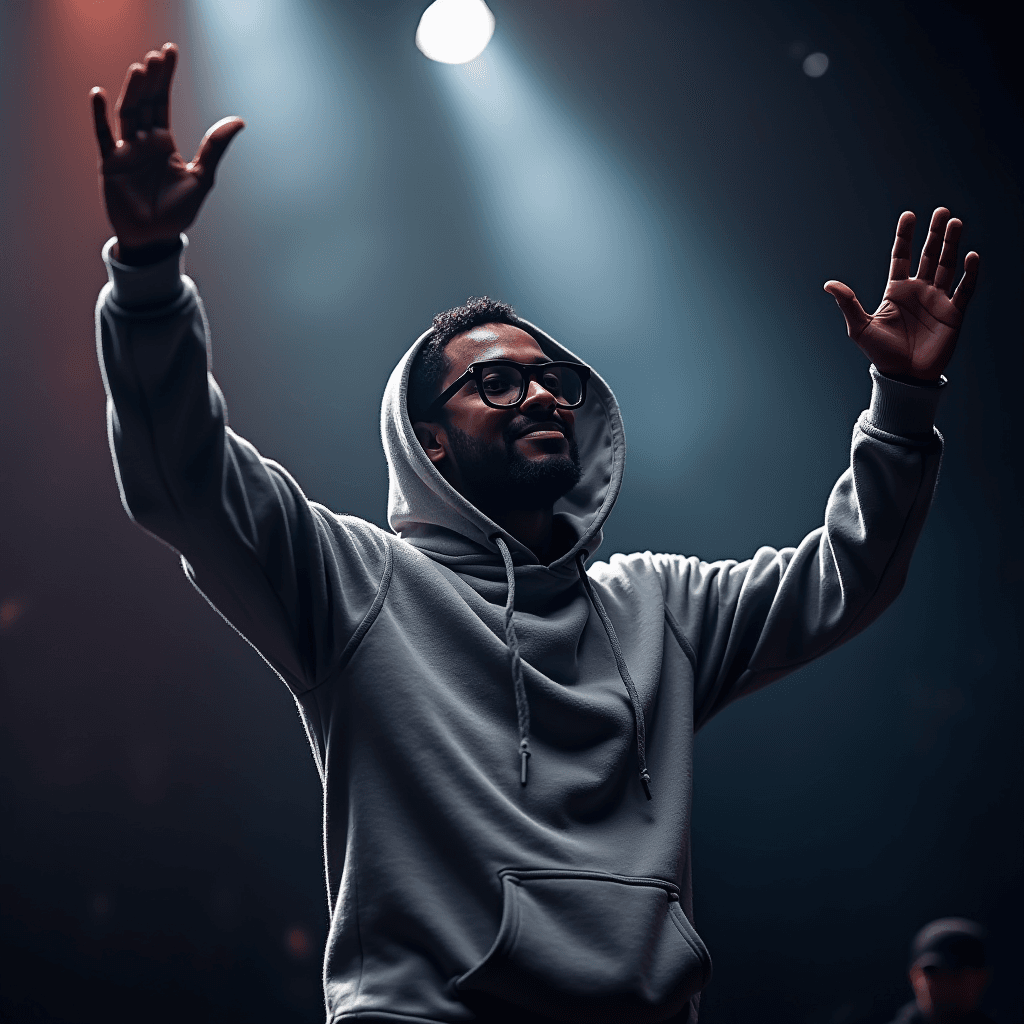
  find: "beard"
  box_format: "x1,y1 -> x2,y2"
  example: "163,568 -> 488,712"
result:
446,418 -> 582,514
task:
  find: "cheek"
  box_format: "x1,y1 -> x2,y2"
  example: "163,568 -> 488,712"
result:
448,407 -> 508,446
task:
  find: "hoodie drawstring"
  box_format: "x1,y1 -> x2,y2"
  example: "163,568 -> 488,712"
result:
492,535 -> 652,801
576,552 -> 653,801
495,536 -> 531,785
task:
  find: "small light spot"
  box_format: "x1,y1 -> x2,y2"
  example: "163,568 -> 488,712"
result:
285,925 -> 313,960
0,597 -> 25,631
788,41 -> 809,60
803,52 -> 829,78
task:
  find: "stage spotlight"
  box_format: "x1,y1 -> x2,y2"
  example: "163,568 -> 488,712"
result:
416,0 -> 495,64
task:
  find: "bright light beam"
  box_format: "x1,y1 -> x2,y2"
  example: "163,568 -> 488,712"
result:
186,0 -> 384,312
416,0 -> 495,65
429,40 -> 717,473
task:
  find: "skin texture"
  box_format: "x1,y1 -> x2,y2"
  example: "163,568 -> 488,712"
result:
412,324 -> 579,563
91,43 -> 981,555
824,208 -> 979,383
910,964 -> 991,1022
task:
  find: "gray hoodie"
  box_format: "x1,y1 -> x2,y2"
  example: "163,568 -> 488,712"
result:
96,235 -> 944,1024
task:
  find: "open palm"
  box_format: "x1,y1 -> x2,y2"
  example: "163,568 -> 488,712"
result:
825,208 -> 979,383
91,43 -> 244,254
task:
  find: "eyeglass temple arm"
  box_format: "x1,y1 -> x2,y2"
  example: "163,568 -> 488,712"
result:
425,368 -> 474,417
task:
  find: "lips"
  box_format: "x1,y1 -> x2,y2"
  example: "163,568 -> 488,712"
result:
516,422 -> 567,440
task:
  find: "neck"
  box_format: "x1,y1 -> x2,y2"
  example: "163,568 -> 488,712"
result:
489,507 -> 554,563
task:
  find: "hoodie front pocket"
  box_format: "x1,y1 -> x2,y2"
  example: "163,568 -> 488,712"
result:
454,869 -> 711,1023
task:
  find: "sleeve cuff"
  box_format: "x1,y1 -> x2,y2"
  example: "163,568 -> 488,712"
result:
867,364 -> 946,440
101,234 -> 188,311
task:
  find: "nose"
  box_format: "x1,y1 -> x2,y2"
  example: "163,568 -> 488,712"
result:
519,376 -> 558,411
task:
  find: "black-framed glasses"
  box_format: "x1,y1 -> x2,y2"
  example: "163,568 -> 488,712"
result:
427,359 -> 592,415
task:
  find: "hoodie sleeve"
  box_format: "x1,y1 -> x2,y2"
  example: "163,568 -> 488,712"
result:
95,236 -> 390,696
653,368 -> 944,730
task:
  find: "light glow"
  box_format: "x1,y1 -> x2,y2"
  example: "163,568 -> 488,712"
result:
416,0 -> 495,65
429,41 -> 722,473
803,52 -> 829,77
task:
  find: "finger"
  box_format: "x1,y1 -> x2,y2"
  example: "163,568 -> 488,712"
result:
116,62 -> 146,141
951,251 -> 980,313
189,117 -> 246,187
889,211 -> 916,282
824,280 -> 871,340
90,87 -> 115,160
915,206 -> 951,283
932,217 -> 963,294
151,43 -> 178,130
134,49 -> 165,130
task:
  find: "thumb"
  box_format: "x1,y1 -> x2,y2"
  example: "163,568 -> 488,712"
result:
190,116 -> 245,187
823,280 -> 871,340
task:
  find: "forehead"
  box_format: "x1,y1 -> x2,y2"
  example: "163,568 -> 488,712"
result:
442,323 -> 547,384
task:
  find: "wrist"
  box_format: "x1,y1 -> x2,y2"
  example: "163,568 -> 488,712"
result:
882,370 -> 945,388
114,237 -> 182,267
103,234 -> 187,310
868,365 -> 945,440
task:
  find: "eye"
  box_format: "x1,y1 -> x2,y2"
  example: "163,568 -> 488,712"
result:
482,374 -> 513,394
540,372 -> 563,395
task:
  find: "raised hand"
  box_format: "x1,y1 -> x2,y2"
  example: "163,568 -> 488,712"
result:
824,208 -> 979,383
91,43 -> 244,262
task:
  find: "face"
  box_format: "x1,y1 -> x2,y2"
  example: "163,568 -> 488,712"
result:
412,322 -> 582,515
910,964 -> 990,1022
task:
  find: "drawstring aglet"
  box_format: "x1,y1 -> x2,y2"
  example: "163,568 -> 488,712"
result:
520,739 -> 531,786
640,770 -> 652,801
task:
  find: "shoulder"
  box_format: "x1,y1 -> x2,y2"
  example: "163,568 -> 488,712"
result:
586,550 -> 707,605
309,506 -> 393,569
590,550 -> 739,591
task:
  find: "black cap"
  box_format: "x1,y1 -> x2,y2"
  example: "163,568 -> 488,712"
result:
909,918 -> 988,971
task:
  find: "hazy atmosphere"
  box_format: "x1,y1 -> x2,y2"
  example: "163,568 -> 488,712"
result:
1,2 -> 1020,1022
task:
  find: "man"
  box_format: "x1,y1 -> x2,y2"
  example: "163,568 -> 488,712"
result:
90,42 -> 978,1024
886,919 -> 995,1024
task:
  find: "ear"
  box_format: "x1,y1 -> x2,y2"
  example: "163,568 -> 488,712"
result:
412,420 -> 448,466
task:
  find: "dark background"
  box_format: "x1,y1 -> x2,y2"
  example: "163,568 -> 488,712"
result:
1,2 -> 1020,1022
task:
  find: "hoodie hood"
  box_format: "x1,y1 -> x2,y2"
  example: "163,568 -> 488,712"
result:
381,315 -> 626,571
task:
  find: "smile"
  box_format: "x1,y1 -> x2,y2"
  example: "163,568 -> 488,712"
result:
516,422 -> 566,441
518,430 -> 566,441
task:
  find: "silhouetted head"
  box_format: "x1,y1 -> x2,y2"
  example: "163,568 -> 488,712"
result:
907,919 -> 990,1023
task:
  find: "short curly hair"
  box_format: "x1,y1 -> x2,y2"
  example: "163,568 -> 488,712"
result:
407,296 -> 523,422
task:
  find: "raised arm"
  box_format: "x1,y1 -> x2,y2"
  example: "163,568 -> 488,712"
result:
92,46 -> 389,697
652,210 -> 979,726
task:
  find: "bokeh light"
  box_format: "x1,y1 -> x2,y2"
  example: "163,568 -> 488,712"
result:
284,925 -> 313,960
803,51 -> 829,77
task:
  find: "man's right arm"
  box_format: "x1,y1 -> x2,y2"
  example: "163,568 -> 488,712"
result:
92,45 -> 389,695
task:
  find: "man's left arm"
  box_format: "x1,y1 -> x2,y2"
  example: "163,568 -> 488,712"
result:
656,207 -> 979,726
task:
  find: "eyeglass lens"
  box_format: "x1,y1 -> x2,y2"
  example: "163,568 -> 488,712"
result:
480,364 -> 584,407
